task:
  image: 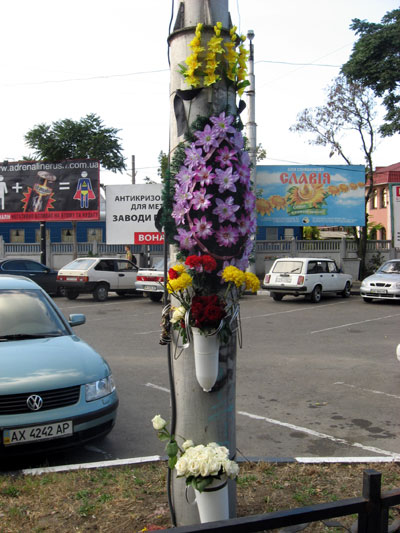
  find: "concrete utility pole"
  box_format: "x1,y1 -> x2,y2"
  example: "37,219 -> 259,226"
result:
168,0 -> 237,526
246,30 -> 256,187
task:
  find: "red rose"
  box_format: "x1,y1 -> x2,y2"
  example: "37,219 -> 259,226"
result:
201,255 -> 217,273
185,255 -> 202,269
168,268 -> 179,279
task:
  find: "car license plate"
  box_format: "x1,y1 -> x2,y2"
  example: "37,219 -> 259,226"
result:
144,285 -> 157,291
3,421 -> 73,446
276,276 -> 290,283
371,288 -> 387,294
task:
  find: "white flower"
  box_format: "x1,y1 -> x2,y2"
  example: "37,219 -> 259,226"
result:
182,439 -> 194,451
175,456 -> 189,477
224,459 -> 240,478
170,305 -> 186,324
151,414 -> 167,431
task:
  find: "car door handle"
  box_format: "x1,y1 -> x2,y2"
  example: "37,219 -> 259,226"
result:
118,273 -> 125,277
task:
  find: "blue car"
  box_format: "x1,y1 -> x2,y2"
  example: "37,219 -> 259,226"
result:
0,275 -> 118,455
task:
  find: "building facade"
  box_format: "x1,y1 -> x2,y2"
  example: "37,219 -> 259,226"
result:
367,162 -> 400,240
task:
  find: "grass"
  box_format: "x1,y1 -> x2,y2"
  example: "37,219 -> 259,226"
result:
0,461 -> 399,532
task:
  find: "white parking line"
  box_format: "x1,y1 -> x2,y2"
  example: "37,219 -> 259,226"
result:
334,381 -> 400,400
238,410 -> 400,459
145,383 -> 400,459
241,301 -> 347,321
310,312 -> 400,334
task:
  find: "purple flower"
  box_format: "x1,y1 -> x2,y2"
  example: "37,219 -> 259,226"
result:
176,166 -> 195,185
212,196 -> 240,223
231,130 -> 244,150
172,201 -> 189,225
192,216 -> 213,239
195,165 -> 215,186
237,214 -> 252,236
214,167 -> 239,193
184,144 -> 204,169
240,150 -> 251,167
194,124 -> 219,153
215,225 -> 239,247
174,185 -> 192,204
191,188 -> 213,211
236,163 -> 250,184
175,228 -> 196,250
244,190 -> 256,212
215,145 -> 238,168
210,112 -> 236,138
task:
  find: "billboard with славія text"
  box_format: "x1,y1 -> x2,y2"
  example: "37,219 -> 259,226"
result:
0,159 -> 100,222
256,165 -> 365,227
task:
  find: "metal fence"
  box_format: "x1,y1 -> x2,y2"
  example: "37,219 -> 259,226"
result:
163,470 -> 400,533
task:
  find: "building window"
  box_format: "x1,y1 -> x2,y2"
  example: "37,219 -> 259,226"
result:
381,188 -> 388,208
381,227 -> 386,240
61,229 -> 74,243
10,229 -> 24,243
88,228 -> 102,242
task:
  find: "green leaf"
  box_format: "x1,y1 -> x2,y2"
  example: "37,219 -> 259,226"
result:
158,433 -> 170,442
168,456 -> 178,470
166,441 -> 179,458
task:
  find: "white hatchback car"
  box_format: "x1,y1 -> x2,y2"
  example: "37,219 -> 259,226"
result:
57,257 -> 138,301
263,257 -> 352,303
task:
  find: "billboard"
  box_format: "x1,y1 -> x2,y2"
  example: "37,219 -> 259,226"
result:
390,184 -> 400,248
105,184 -> 164,245
256,165 -> 365,227
0,160 -> 100,222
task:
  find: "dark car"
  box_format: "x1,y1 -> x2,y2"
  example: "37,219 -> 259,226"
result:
0,258 -> 60,296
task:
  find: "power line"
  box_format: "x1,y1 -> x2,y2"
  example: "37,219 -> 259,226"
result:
256,60 -> 340,68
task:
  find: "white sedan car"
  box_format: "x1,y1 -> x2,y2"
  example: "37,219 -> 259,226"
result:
360,259 -> 400,303
135,259 -> 165,302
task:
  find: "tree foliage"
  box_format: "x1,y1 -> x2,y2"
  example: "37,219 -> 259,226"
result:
291,75 -> 380,278
342,9 -> 400,136
24,113 -> 126,172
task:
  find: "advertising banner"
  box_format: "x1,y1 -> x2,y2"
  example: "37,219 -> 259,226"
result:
105,184 -> 164,245
390,184 -> 400,248
0,160 -> 100,222
256,165 -> 365,227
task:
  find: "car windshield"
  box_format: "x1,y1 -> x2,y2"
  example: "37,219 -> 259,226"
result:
272,261 -> 302,274
0,289 -> 69,339
378,262 -> 400,274
61,258 -> 97,270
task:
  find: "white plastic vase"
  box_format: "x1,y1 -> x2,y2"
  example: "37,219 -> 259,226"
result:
191,327 -> 220,392
195,477 -> 229,523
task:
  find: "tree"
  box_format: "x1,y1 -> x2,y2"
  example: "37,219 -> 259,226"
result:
24,113 -> 126,171
342,9 -> 400,136
290,75 -> 378,278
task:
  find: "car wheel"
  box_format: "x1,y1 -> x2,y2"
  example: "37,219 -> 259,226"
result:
363,297 -> 374,303
149,292 -> 163,302
93,283 -> 109,302
341,282 -> 351,298
310,285 -> 322,303
66,289 -> 79,300
271,292 -> 283,301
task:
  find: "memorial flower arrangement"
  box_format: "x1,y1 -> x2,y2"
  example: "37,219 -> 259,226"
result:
167,255 -> 259,344
152,414 -> 239,492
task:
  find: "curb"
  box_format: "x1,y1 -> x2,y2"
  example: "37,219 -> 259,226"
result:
18,454 -> 399,476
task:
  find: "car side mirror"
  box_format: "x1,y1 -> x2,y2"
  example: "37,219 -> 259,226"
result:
69,314 -> 86,327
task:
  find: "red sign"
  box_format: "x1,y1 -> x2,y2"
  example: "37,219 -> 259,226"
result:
134,232 -> 164,244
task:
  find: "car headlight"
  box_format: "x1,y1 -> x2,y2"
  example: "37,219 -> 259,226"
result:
85,375 -> 116,401
360,280 -> 367,287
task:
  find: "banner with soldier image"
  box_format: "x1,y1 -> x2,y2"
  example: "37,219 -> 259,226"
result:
0,159 -> 100,222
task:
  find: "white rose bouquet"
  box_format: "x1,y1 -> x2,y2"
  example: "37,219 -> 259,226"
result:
151,415 -> 239,492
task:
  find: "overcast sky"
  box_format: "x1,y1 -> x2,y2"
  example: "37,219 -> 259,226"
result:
1,0 -> 398,185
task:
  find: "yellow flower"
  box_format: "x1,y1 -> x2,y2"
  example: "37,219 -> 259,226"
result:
167,272 -> 193,294
204,73 -> 219,86
244,272 -> 260,293
222,266 -> 246,288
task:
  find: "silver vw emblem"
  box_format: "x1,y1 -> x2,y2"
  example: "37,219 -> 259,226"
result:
26,395 -> 43,411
